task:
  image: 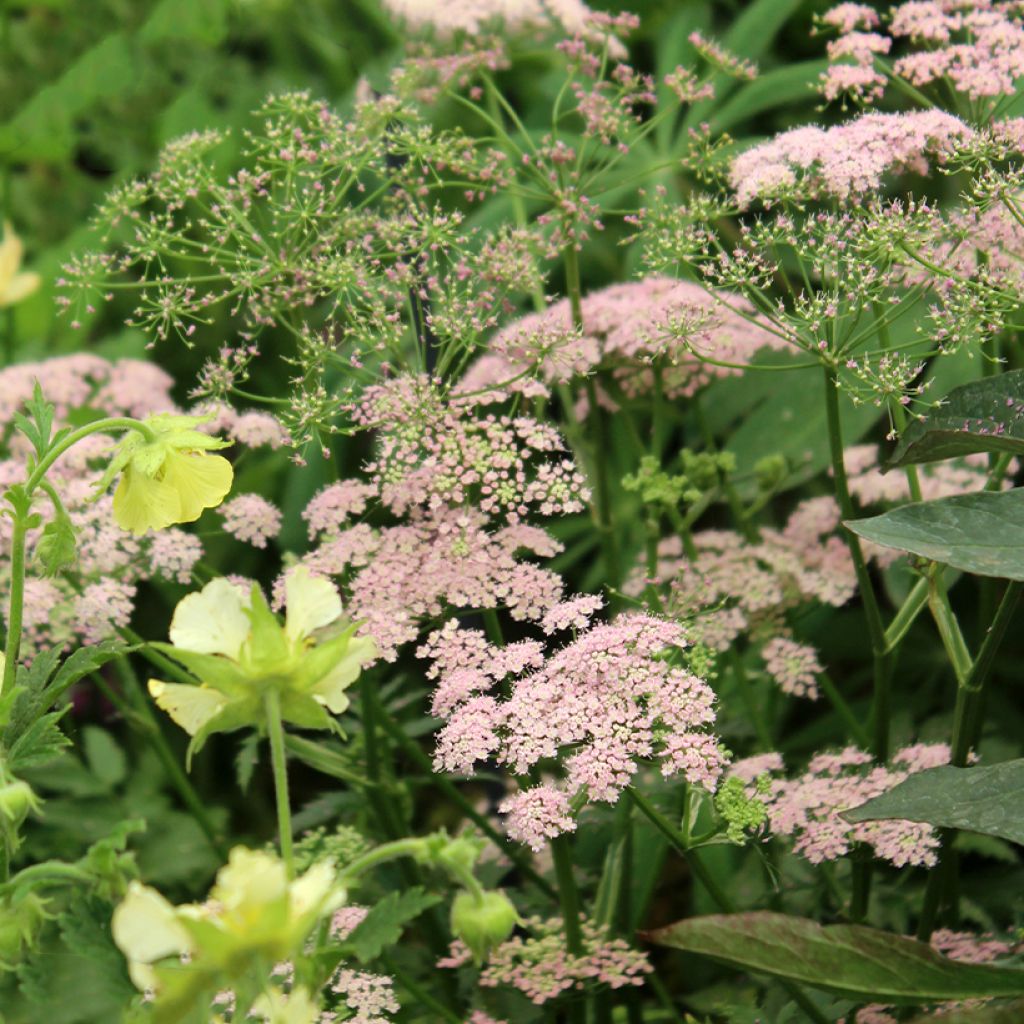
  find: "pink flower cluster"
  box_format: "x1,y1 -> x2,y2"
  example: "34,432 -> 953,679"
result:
459,277 -> 784,409
761,637 -> 823,700
631,497 -> 854,686
424,611 -> 724,850
844,444 -> 1015,507
347,375 -> 587,521
301,507 -> 565,660
729,110 -> 973,206
219,493 -> 282,548
733,743 -> 951,868
441,917 -> 652,1004
329,967 -> 399,1023
821,1 -> 1024,105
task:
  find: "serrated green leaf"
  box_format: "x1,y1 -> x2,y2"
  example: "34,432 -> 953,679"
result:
14,895 -> 135,1023
845,488 -> 1024,579
645,913 -> 1024,1003
45,642 -> 127,705
6,710 -> 71,773
346,887 -> 442,964
890,370 -> 1024,466
842,760 -> 1024,846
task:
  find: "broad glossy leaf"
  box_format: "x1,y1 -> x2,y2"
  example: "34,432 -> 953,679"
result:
890,370 -> 1024,466
843,760 -> 1024,846
845,488 -> 1024,579
645,913 -> 1024,1003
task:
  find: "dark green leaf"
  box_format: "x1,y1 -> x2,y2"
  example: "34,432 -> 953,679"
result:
645,913 -> 1024,1003
712,61 -> 829,133
347,887 -> 442,964
845,488 -> 1024,579
890,370 -> 1024,466
843,760 -> 1024,846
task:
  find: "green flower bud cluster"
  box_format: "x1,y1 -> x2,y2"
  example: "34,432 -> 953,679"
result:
623,450 -> 736,509
714,775 -> 769,845
293,825 -> 371,875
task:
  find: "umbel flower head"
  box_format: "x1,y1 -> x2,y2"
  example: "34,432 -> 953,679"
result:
112,847 -> 342,1018
0,221 -> 40,307
94,412 -> 234,535
148,568 -> 377,756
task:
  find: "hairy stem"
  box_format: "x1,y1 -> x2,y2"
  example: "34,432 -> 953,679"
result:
264,690 -> 294,877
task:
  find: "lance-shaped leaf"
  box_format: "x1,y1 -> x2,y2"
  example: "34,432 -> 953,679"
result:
889,370 -> 1024,467
845,489 -> 1024,579
644,913 -> 1024,1004
843,760 -> 1024,846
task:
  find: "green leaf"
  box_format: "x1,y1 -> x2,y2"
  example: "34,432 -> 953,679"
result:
14,895 -> 135,1024
141,0 -> 229,45
724,364 -> 881,497
842,760 -> 1024,846
712,60 -> 828,132
890,370 -> 1024,466
845,488 -> 1024,579
284,734 -> 372,789
82,727 -> 128,789
644,913 -> 1024,1003
346,887 -> 442,964
6,710 -> 71,773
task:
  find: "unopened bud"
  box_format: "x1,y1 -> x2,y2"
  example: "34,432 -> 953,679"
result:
450,889 -> 519,964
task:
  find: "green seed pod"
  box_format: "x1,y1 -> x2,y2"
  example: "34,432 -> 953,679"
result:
450,889 -> 520,964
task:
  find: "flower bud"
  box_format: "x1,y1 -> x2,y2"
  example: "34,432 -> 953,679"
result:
0,892 -> 50,968
450,889 -> 519,964
0,779 -> 40,828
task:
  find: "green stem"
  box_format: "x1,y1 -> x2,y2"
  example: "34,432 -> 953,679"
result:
628,787 -> 830,1024
376,711 -> 557,899
817,673 -> 870,748
339,837 -> 430,887
551,833 -> 586,1024
1,512 -> 28,697
822,367 -> 890,760
926,568 -> 972,686
917,580 -> 1021,940
883,577 -> 929,652
551,833 -> 584,953
264,690 -> 294,877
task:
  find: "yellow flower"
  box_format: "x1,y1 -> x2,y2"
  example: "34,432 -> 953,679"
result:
95,412 -> 233,535
148,567 -> 377,755
0,223 -> 40,308
112,848 -> 343,1018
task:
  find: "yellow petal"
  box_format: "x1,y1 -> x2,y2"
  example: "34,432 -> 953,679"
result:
212,847 -> 289,913
148,679 -> 230,737
288,860 -> 341,921
311,634 -> 377,714
113,464 -> 182,535
169,578 -> 251,659
284,567 -> 342,644
0,271 -> 40,307
112,881 -> 190,970
160,450 -> 233,523
0,224 -> 23,287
